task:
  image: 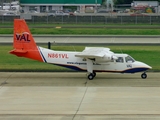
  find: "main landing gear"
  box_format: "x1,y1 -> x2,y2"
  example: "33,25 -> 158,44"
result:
88,72 -> 96,80
141,72 -> 147,79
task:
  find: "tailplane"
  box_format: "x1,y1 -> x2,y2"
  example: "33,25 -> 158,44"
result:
10,19 -> 43,62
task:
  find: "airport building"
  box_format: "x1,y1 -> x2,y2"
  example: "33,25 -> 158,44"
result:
131,1 -> 159,13
20,0 -> 102,13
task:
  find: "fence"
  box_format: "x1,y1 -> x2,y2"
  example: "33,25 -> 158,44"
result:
0,14 -> 160,24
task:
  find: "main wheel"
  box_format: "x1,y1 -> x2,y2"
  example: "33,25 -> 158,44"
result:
141,73 -> 147,79
88,74 -> 94,80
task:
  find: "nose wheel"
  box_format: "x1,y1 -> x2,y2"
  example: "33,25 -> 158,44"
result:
141,72 -> 147,79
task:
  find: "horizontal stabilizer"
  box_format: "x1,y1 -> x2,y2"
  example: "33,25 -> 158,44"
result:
10,49 -> 28,57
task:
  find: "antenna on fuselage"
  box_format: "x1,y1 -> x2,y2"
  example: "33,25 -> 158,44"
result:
62,36 -> 77,52
119,47 -> 123,54
71,46 -> 77,52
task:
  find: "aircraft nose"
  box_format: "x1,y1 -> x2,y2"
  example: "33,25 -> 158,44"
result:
140,62 -> 152,69
145,64 -> 152,69
134,61 -> 152,70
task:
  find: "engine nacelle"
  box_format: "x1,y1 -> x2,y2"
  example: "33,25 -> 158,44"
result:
95,53 -> 117,63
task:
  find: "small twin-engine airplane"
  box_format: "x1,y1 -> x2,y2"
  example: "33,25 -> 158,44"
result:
10,19 -> 152,80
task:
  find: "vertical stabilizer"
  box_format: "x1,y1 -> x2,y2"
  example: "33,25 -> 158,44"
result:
10,19 -> 43,62
13,19 -> 37,50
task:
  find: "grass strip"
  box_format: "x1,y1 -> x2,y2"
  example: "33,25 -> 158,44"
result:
0,28 -> 160,35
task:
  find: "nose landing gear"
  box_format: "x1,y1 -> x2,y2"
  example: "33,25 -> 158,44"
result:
141,72 -> 147,79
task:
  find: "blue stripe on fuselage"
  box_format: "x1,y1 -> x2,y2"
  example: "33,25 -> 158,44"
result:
121,68 -> 149,73
52,63 -> 149,73
38,47 -> 47,63
54,63 -> 85,71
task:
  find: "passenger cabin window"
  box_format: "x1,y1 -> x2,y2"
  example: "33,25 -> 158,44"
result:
125,56 -> 135,63
116,57 -> 124,63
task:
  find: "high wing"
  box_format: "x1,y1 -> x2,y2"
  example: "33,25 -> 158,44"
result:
75,47 -> 117,60
75,47 -> 110,58
75,47 -> 118,75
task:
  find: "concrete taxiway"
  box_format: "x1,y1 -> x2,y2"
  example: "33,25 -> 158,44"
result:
0,35 -> 160,45
0,72 -> 160,120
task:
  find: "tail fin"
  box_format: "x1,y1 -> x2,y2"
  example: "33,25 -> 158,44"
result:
10,19 -> 43,62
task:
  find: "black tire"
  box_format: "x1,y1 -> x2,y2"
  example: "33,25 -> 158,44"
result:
141,73 -> 147,79
88,74 -> 94,80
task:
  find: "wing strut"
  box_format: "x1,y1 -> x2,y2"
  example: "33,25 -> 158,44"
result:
86,59 -> 96,80
86,59 -> 93,73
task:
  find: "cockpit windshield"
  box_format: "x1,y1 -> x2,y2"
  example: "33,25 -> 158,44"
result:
125,56 -> 135,63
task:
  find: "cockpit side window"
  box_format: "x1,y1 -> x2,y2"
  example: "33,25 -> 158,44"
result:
116,57 -> 124,63
125,56 -> 135,63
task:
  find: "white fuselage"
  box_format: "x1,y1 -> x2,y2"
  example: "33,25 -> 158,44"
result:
38,46 -> 151,73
